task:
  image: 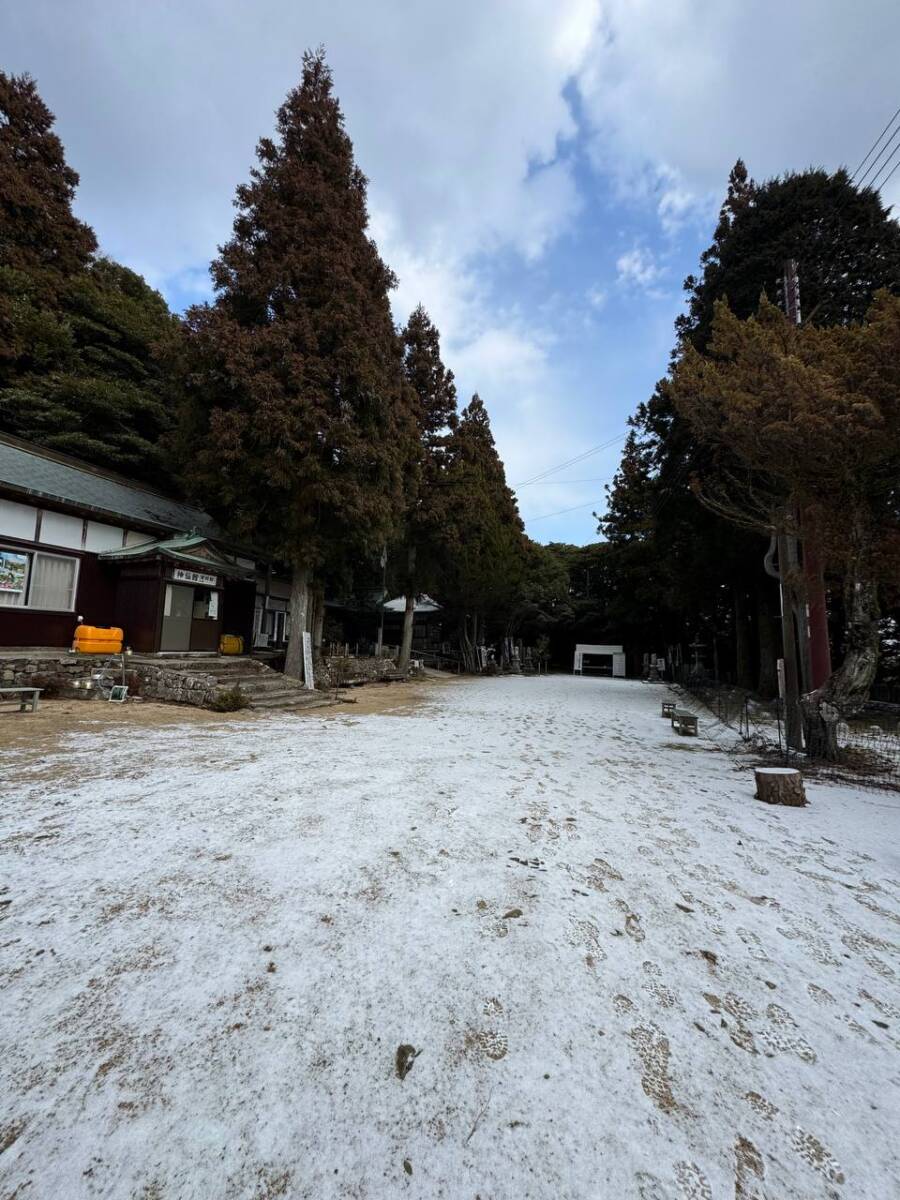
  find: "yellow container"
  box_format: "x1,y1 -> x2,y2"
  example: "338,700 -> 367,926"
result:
219,634 -> 244,656
74,625 -> 123,654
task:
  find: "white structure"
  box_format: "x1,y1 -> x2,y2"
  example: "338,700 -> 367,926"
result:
573,643 -> 626,678
382,594 -> 441,614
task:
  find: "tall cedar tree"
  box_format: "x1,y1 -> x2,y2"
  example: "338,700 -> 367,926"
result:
603,163 -> 900,690
0,70 -> 94,383
0,73 -> 96,285
0,72 -> 178,482
438,394 -> 526,669
671,293 -> 900,754
175,50 -> 416,680
396,305 -> 458,669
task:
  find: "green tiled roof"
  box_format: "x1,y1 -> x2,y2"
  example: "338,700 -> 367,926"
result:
100,534 -> 254,579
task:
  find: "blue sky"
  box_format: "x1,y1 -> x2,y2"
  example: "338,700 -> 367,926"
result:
4,1 -> 900,543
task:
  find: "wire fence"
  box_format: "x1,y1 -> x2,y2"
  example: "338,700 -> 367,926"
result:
670,668 -> 900,791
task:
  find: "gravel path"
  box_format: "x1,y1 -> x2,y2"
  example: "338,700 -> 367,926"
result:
1,675 -> 899,1198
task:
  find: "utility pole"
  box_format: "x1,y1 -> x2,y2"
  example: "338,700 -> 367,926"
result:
780,259 -> 833,692
765,528 -> 803,750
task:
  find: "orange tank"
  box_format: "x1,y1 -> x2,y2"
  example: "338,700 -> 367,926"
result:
74,625 -> 124,654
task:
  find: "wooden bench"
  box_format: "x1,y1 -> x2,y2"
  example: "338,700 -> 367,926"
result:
661,700 -> 676,718
671,707 -> 698,736
0,686 -> 43,713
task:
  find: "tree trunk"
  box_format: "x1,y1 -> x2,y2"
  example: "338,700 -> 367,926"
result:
754,767 -> 807,806
398,593 -> 415,672
733,584 -> 753,689
801,517 -> 879,760
802,517 -> 832,690
397,546 -> 416,673
312,581 -> 325,657
756,577 -> 778,698
459,613 -> 476,673
284,563 -> 312,683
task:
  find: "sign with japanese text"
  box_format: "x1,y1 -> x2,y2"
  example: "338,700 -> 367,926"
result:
173,567 -> 218,587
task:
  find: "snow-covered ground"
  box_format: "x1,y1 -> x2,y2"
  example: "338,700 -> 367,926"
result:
2,675 -> 899,1199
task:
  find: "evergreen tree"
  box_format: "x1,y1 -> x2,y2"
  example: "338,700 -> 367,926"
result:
0,72 -> 96,283
438,394 -> 526,668
175,49 -> 416,680
603,162 -> 900,691
1,71 -> 96,387
511,538 -> 572,645
1,259 -> 179,483
678,162 -> 900,349
395,304 -> 458,670
671,292 -> 900,750
601,425 -> 655,546
0,72 -> 178,483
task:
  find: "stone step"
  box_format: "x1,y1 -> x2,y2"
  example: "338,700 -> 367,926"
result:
222,676 -> 303,694
246,685 -> 314,702
250,692 -> 332,710
131,656 -> 266,672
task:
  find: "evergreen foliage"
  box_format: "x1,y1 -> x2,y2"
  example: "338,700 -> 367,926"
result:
1,259 -> 179,482
0,72 -> 96,284
437,394 -> 526,665
394,305 -> 458,668
671,291 -> 900,730
601,162 -> 900,690
173,49 -> 417,676
0,71 -> 178,483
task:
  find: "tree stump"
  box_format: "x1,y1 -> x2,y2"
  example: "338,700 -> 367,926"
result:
754,767 -> 807,806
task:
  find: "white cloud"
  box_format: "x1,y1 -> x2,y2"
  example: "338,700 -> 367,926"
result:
615,246 -> 662,290
2,0 -> 604,496
576,0 -> 900,231
7,1 -> 898,540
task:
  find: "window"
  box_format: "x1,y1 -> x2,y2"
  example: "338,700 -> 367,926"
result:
0,550 -> 30,607
192,588 -> 220,620
0,547 -> 78,611
30,553 -> 78,610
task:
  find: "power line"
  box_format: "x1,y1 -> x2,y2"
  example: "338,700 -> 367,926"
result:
856,120 -> 900,190
851,102 -> 900,183
514,432 -> 627,488
518,476 -> 611,485
522,498 -> 603,525
875,154 -> 900,196
870,140 -> 900,193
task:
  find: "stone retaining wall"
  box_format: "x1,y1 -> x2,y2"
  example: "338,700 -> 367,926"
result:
1,651 -> 421,706
0,654 -> 225,708
316,654 -> 418,690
